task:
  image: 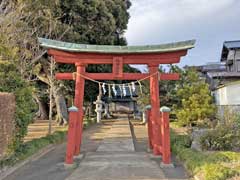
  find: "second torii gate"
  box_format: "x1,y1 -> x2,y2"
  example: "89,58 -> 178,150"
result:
39,38 -> 195,165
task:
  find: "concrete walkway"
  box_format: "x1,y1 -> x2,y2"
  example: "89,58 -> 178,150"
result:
67,152 -> 166,180
66,120 -> 174,180
96,120 -> 134,152
3,120 -> 189,180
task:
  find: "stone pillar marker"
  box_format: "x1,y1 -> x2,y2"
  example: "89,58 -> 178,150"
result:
143,105 -> 151,124
94,95 -> 104,123
160,106 -> 173,167
145,105 -> 153,150
65,105 -> 78,165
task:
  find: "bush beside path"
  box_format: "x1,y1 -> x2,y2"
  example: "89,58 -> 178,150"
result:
170,125 -> 240,180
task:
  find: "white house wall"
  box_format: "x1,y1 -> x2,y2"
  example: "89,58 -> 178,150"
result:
214,82 -> 240,105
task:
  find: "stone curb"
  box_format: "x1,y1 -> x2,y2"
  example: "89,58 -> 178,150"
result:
0,144 -> 56,180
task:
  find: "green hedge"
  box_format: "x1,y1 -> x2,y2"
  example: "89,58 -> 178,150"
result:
0,131 -> 66,169
0,61 -> 36,150
171,130 -> 240,180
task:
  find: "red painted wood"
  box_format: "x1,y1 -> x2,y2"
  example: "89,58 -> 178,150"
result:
147,110 -> 153,149
53,55 -> 181,64
161,111 -> 171,164
55,73 -> 179,81
48,49 -> 187,59
49,49 -> 187,65
65,111 -> 77,164
149,65 -> 162,155
50,46 -> 187,165
113,57 -> 123,78
73,65 -> 86,156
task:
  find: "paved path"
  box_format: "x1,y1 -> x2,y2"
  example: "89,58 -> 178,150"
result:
3,123 -> 112,180
66,120 -> 187,180
66,152 -> 166,180
3,120 -> 189,180
97,120 -> 134,152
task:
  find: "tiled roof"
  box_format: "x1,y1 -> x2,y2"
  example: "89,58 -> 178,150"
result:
223,40 -> 240,49
207,71 -> 240,78
38,38 -> 195,54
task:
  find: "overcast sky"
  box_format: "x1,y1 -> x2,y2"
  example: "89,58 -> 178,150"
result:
125,0 -> 240,70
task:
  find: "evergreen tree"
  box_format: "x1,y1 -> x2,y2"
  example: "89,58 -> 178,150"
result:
175,68 -> 216,127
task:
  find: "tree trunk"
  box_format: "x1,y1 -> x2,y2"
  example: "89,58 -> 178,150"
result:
35,70 -> 68,125
53,85 -> 68,125
33,93 -> 48,120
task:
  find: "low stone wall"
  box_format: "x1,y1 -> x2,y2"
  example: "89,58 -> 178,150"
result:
191,128 -> 212,151
0,93 -> 15,157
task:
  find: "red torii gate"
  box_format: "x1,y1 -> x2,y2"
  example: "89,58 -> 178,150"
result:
39,38 -> 195,165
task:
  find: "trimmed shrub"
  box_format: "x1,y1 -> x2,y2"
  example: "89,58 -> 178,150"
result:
200,126 -> 240,151
203,164 -> 237,180
171,130 -> 240,180
0,61 -> 36,151
0,93 -> 15,157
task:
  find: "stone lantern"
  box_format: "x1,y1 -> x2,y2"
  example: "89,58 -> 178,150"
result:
94,95 -> 104,123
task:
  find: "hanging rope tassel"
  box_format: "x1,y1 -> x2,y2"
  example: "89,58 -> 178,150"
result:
119,84 -> 123,98
128,84 -> 133,98
102,83 -> 107,95
73,71 -> 161,98
108,84 -> 112,98
112,84 -> 117,96
138,81 -> 143,94
123,84 -> 127,97
131,82 -> 136,93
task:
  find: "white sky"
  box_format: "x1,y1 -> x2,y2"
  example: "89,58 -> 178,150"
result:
125,0 -> 240,70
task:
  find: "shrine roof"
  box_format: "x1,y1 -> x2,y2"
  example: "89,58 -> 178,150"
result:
38,38 -> 195,54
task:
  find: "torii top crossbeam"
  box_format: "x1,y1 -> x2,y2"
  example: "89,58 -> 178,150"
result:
39,38 -> 195,80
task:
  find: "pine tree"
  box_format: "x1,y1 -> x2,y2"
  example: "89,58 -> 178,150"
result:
175,68 -> 216,127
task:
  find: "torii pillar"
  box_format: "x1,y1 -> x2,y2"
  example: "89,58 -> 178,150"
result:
149,64 -> 162,155
73,63 -> 85,155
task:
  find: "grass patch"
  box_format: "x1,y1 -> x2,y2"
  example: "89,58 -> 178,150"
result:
0,131 -> 67,169
171,130 -> 240,180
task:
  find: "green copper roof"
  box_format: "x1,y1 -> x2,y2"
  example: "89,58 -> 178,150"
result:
38,38 -> 195,54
